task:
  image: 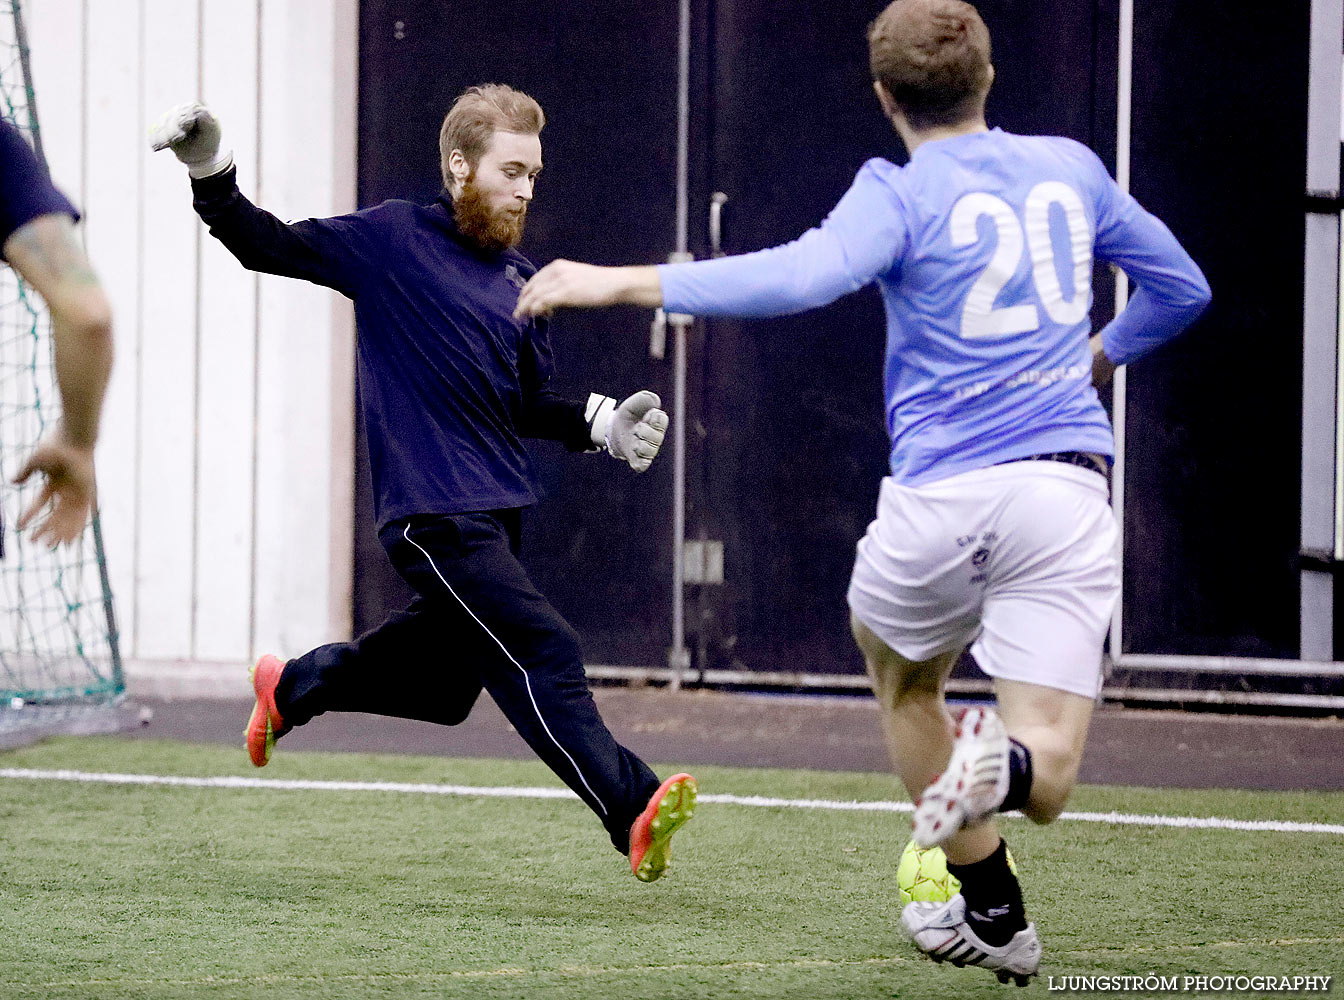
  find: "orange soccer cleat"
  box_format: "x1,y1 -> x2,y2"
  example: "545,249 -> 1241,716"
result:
629,772 -> 697,882
245,654 -> 289,767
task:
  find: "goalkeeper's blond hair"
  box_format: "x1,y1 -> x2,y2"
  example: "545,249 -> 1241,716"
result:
439,84 -> 545,189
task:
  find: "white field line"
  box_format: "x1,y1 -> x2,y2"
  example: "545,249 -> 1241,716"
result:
1,767 -> 1342,835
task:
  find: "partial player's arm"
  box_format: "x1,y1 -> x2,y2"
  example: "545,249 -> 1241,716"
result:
3,213 -> 113,545
516,316 -> 667,472
4,214 -> 112,450
515,262 -> 662,316
516,161 -> 907,319
151,103 -> 375,297
1087,156 -> 1211,366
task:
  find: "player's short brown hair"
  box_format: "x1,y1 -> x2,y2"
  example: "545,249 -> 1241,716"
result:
439,84 -> 545,186
868,0 -> 992,131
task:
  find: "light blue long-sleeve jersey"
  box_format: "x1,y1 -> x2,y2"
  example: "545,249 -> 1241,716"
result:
658,128 -> 1211,485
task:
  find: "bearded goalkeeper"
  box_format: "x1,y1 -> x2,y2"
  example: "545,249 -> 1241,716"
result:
150,84 -> 694,883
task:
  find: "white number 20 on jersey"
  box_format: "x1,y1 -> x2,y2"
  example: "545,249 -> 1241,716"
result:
950,182 -> 1092,339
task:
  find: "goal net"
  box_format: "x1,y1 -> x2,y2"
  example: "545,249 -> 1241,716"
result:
0,0 -> 124,747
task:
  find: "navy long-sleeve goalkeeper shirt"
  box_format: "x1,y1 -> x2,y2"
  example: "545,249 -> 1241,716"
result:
191,168 -> 592,528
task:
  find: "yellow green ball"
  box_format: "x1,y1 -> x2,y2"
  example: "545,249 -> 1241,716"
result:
896,839 -> 1017,905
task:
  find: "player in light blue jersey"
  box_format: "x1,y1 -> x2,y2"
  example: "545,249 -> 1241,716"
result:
516,0 -> 1209,984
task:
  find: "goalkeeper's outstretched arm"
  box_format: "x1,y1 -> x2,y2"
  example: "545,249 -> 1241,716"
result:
151,102 -> 376,297
515,316 -> 667,472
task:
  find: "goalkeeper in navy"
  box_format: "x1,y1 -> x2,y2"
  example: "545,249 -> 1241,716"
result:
150,84 -> 695,883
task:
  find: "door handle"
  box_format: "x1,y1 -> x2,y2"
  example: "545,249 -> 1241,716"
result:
709,192 -> 728,258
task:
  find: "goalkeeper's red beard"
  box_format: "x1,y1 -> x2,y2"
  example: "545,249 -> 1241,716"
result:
453,177 -> 527,252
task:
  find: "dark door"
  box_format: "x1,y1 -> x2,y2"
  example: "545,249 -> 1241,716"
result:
1118,1 -> 1307,659
356,2 -> 684,666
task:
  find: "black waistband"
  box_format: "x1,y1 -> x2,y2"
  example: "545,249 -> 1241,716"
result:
999,451 -> 1110,478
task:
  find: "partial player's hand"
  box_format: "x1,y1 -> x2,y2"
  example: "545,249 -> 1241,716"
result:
149,102 -> 233,178
606,390 -> 668,473
515,261 -> 624,318
13,431 -> 96,548
1090,334 -> 1117,388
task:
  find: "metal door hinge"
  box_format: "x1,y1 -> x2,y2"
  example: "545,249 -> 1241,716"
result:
682,540 -> 724,585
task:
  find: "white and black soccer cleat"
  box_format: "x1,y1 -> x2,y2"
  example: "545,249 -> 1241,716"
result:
912,706 -> 1010,848
901,894 -> 1041,987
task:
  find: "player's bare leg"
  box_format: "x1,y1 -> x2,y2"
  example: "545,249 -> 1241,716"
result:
993,678 -> 1094,824
851,615 -> 1000,861
898,679 -> 1092,983
852,617 -> 956,792
852,614 -> 1040,984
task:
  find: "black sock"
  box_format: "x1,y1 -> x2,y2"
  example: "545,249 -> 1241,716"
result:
946,839 -> 1026,948
1000,737 -> 1033,812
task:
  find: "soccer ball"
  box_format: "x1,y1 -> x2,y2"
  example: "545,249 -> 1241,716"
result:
897,840 -> 960,904
896,839 -> 1017,905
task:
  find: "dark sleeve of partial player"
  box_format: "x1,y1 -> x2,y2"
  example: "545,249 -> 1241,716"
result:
516,312 -> 594,450
0,119 -> 79,260
190,165 -> 369,298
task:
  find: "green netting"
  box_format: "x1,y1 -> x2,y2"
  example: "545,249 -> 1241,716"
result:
0,0 -> 123,739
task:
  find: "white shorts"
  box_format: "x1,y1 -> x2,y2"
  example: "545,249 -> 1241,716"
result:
847,462 -> 1120,699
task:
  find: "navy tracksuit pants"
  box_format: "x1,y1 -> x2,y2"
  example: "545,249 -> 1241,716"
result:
274,510 -> 662,852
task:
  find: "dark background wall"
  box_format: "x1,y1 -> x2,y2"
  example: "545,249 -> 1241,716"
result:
1120,4 -> 1308,658
355,2 -> 685,668
355,2 -> 1309,671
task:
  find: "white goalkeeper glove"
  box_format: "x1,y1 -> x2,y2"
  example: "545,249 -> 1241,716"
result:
586,390 -> 668,472
149,102 -> 233,179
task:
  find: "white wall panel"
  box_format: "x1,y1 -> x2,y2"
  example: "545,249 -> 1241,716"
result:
328,0 -> 357,646
135,0 -> 199,659
82,0 -> 142,657
252,0 -> 350,659
19,0 -> 354,668
25,0 -> 84,207
194,0 -> 260,662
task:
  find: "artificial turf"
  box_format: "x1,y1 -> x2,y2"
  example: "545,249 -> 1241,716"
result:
0,737 -> 1340,999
